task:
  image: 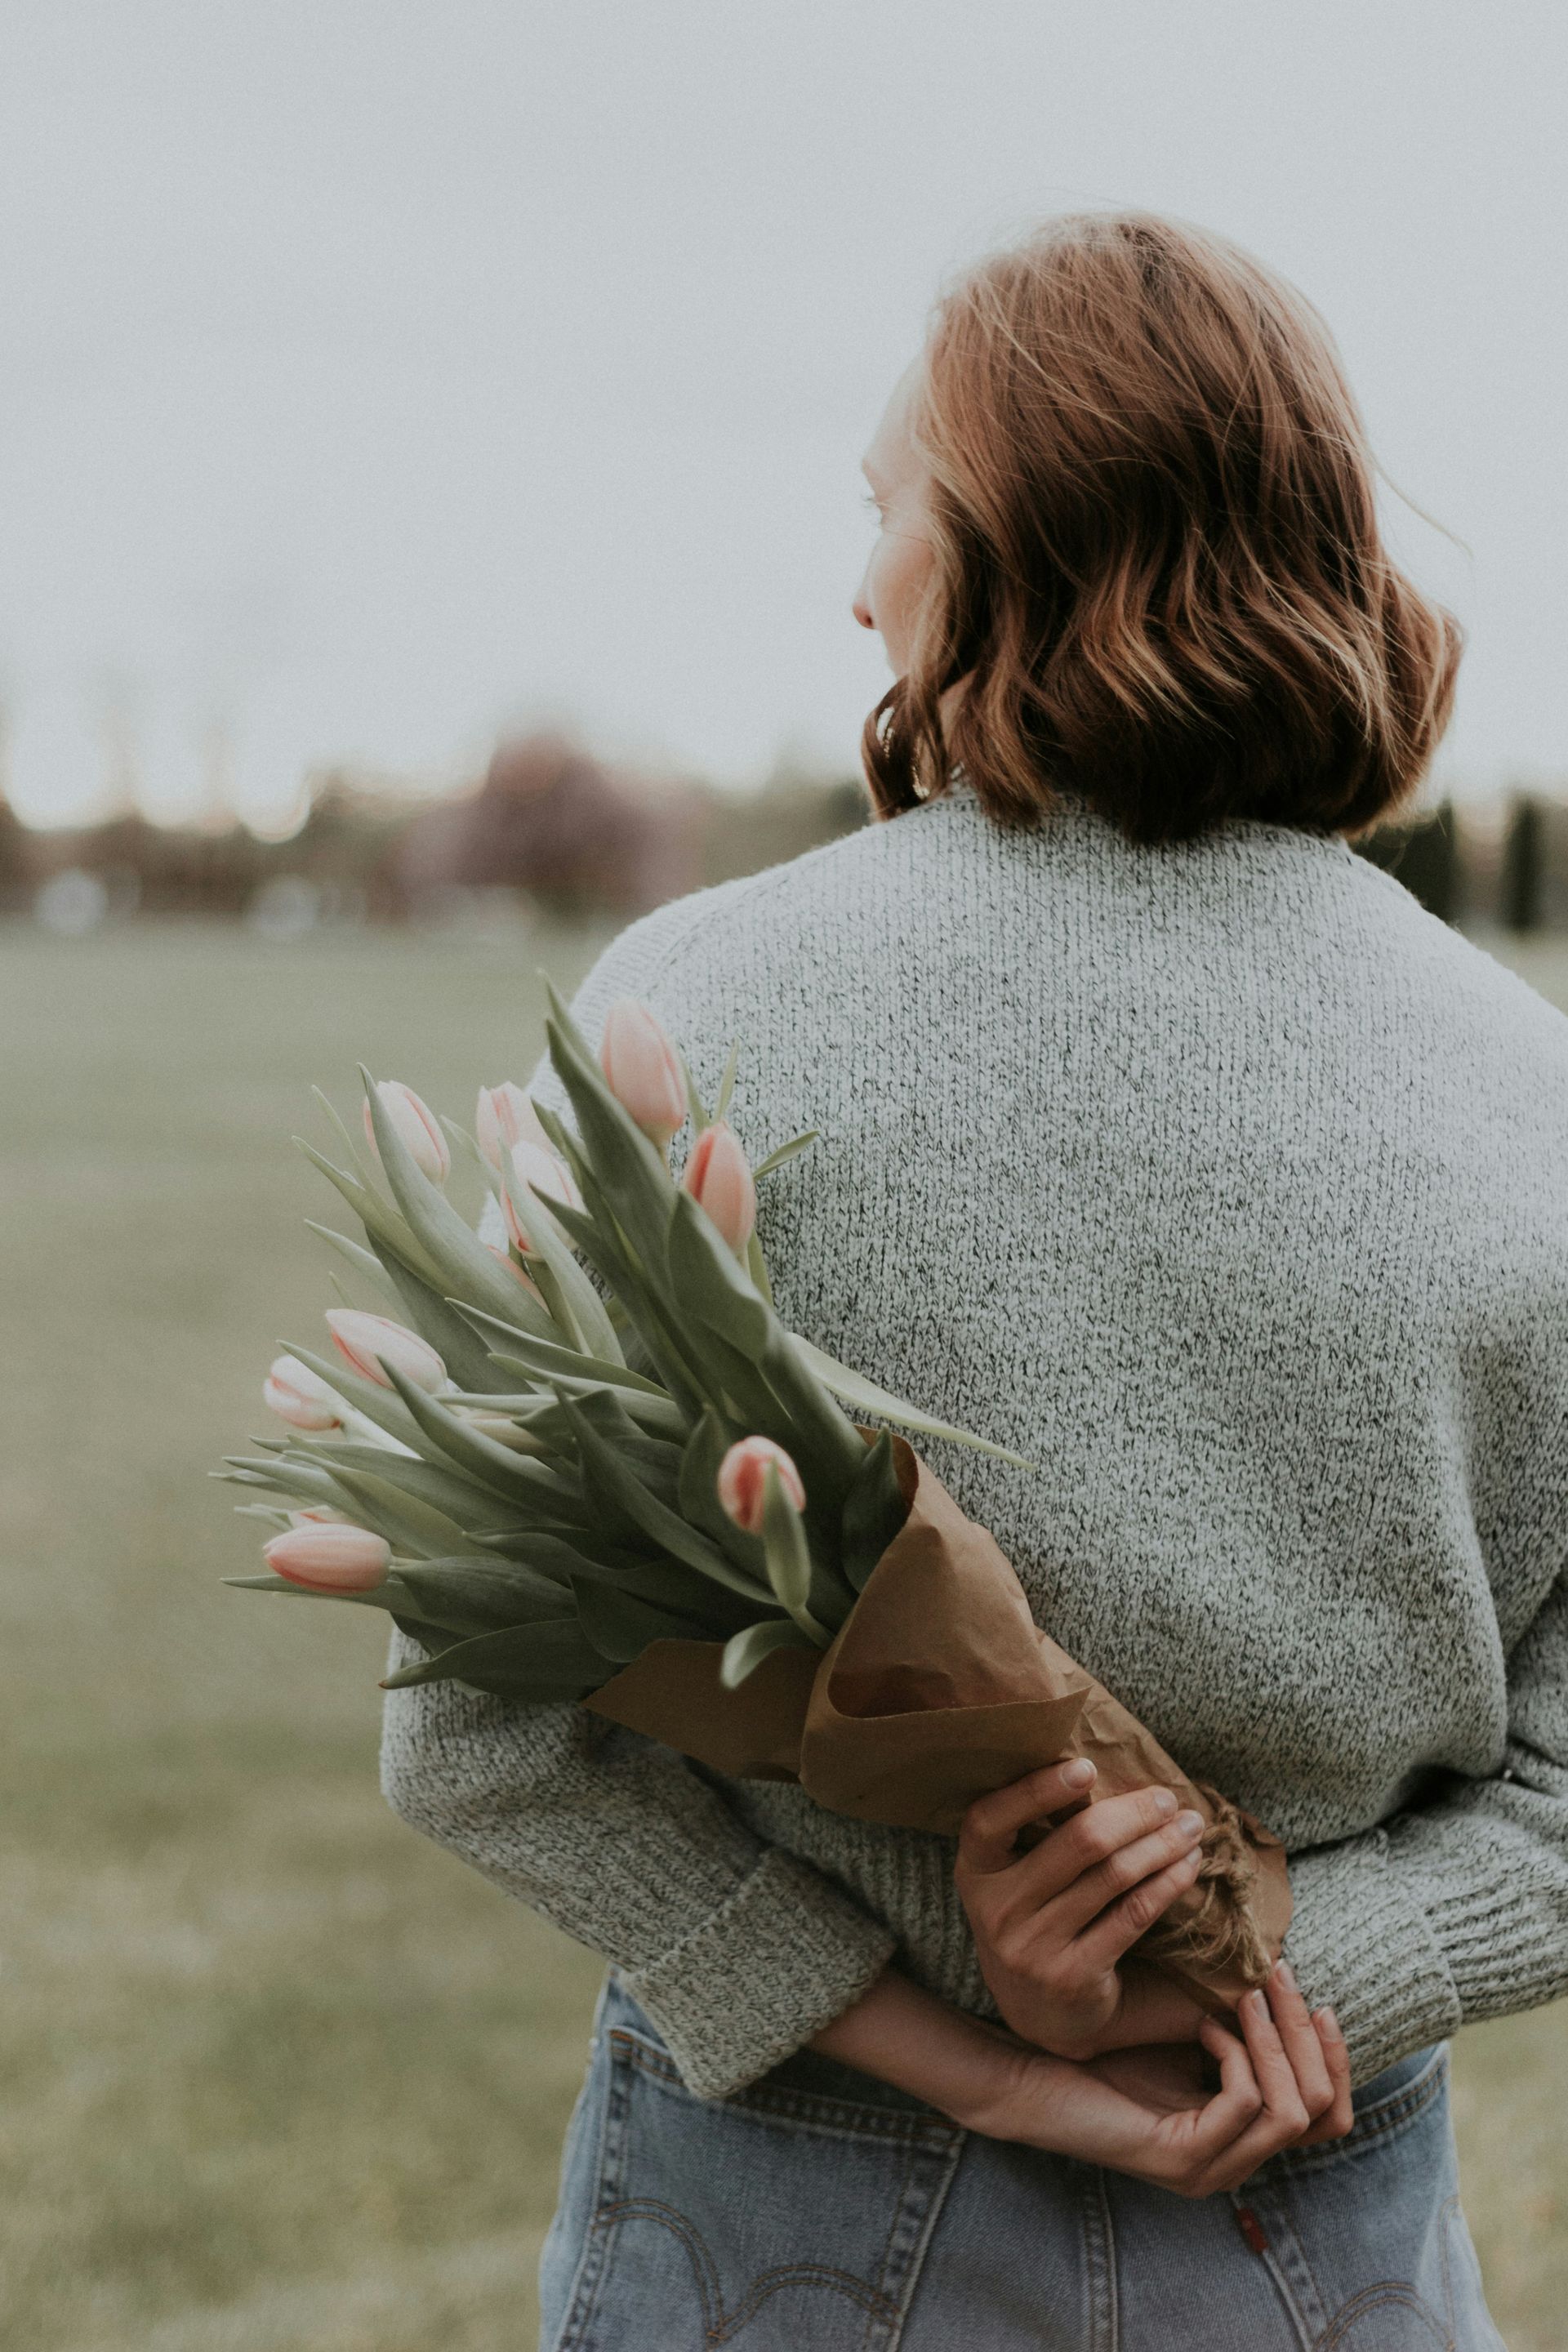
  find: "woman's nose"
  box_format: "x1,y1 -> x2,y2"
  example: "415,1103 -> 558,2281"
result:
852,586 -> 875,631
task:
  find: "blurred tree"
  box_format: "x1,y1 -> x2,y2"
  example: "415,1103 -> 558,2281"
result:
0,791 -> 31,906
1501,795 -> 1543,933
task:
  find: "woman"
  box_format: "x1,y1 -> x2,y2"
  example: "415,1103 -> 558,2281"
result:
382,215 -> 1566,2347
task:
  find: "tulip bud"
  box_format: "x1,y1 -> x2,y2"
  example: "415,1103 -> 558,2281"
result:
681,1121 -> 756,1253
363,1081 -> 450,1183
264,1354 -> 344,1431
717,1437 -> 806,1535
599,999 -> 687,1148
475,1080 -> 554,1171
326,1309 -> 448,1394
501,1139 -> 583,1254
264,1521 -> 391,1592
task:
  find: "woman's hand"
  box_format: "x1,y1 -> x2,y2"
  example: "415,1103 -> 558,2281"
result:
973,1968 -> 1353,2198
955,1757 -> 1212,2057
810,1963 -> 1353,2198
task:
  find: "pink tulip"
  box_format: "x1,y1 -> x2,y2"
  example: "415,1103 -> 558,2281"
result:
264,1354 -> 344,1431
363,1080 -> 450,1183
599,999 -> 687,1148
326,1309 -> 448,1394
681,1121 -> 756,1252
264,1521 -> 390,1592
475,1081 -> 554,1171
717,1437 -> 806,1535
501,1140 -> 583,1253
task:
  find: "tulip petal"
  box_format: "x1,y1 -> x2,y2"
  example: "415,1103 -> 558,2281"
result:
678,1410 -> 767,1573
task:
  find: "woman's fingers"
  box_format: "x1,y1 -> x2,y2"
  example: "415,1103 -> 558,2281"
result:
1051,1827 -> 1205,1959
1176,2016 -> 1265,2165
956,1759 -> 1099,1875
1260,1963 -> 1334,2124
979,1787 -> 1200,1925
1236,1983 -> 1311,2136
1184,1984 -> 1331,2193
1297,2006 -> 1354,2144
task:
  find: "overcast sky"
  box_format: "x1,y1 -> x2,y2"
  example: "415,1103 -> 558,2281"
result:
0,1 -> 1563,828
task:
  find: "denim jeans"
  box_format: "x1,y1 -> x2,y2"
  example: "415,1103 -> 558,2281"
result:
538,1972 -> 1503,2350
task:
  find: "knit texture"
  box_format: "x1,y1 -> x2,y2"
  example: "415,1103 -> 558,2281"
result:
381,785 -> 1568,2099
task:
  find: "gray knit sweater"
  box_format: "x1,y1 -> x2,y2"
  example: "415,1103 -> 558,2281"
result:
381,784 -> 1568,2100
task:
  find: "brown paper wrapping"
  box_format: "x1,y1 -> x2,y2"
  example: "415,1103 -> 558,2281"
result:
586,1437 -> 1290,2014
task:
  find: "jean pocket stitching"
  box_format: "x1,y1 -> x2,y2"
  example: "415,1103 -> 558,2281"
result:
613,2026 -> 964,2153
590,2196 -> 724,2338
710,2259 -> 903,2342
1316,2279 -> 1454,2349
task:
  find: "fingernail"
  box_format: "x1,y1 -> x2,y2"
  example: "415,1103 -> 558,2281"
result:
1062,1757 -> 1094,1788
1317,2006 -> 1343,2039
1243,1989 -> 1268,2019
1153,1788 -> 1178,1818
1276,1961 -> 1297,1992
1174,1810 -> 1205,1840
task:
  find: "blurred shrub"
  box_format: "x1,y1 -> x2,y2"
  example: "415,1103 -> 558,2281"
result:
1355,800 -> 1460,924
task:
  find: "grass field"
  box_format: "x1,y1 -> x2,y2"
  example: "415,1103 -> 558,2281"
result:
3,919 -> 1566,2352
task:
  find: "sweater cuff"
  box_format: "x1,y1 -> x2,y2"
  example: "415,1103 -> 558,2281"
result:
620,1846 -> 896,2100
1282,1833 -> 1462,2087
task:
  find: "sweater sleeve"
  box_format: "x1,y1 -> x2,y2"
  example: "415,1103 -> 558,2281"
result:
1283,1565 -> 1568,2085
378,896 -> 894,2100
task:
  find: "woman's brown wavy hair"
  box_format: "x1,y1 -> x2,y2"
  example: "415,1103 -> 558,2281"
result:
862,212 -> 1461,844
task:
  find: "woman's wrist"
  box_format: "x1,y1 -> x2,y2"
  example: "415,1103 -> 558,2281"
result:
808,1965 -> 1059,2137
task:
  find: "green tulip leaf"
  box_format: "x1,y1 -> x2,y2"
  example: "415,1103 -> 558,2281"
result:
840,1428 -> 911,1593
493,1152 -> 624,1365
791,1337 -> 1036,1468
664,1187 -> 773,1357
571,1575 -> 714,1664
394,1557 -> 572,1634
380,1618 -> 607,1700
553,1390 -> 772,1603
293,1139 -> 448,1294
760,1464 -> 831,1642
712,1038 -> 741,1121
362,1068 -> 562,1342
453,1309 -> 668,1401
305,1221 -> 400,1307
377,1359 -> 592,1523
277,1341 -> 427,1451
719,1614 -> 819,1690
751,1128 -> 820,1181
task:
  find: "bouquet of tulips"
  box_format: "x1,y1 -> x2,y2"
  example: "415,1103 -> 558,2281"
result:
220,985 -> 1291,2011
